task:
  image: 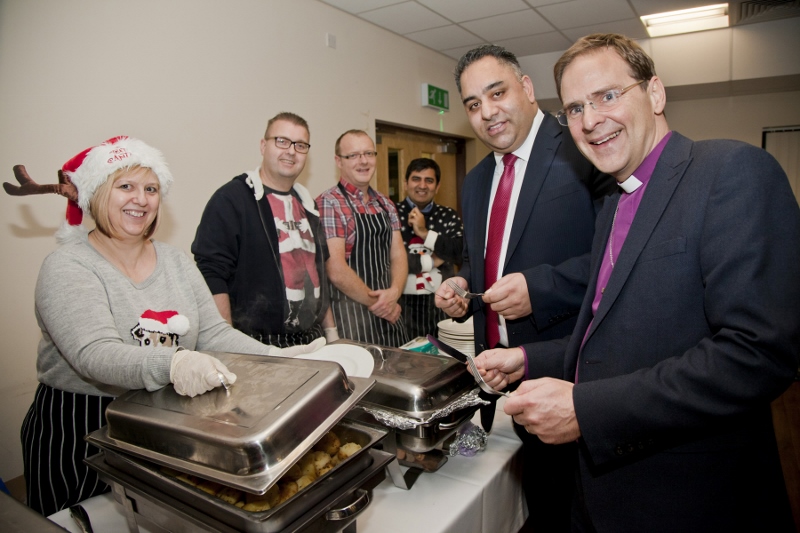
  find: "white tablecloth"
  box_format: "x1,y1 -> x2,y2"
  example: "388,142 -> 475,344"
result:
49,399 -> 526,533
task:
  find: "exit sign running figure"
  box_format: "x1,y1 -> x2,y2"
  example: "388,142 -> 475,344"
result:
422,83 -> 449,111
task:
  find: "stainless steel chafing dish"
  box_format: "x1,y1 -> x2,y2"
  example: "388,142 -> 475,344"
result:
332,340 -> 483,458
86,351 -> 394,532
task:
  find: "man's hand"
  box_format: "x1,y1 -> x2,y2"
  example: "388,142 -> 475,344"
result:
408,207 -> 428,239
368,287 -> 400,319
503,378 -> 580,444
483,272 -> 532,321
385,302 -> 402,324
474,347 -> 525,390
435,276 -> 469,317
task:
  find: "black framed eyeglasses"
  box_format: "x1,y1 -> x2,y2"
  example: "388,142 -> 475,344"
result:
556,80 -> 646,126
338,151 -> 378,160
266,136 -> 310,153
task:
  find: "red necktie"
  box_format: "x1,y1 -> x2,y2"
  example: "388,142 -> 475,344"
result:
484,153 -> 517,348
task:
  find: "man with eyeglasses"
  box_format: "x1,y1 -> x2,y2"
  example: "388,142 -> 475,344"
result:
476,34 -> 800,532
192,112 -> 337,349
435,44 -> 615,531
316,130 -> 409,347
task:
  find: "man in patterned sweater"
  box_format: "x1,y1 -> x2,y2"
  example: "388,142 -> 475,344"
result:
395,159 -> 463,339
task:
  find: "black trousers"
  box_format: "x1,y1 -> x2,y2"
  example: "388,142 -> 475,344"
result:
514,422 -> 576,533
20,383 -> 113,516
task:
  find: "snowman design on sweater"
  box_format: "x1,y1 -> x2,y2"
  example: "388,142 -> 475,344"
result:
131,309 -> 190,347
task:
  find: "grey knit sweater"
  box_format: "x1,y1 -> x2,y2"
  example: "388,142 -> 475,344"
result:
34,237 -> 273,397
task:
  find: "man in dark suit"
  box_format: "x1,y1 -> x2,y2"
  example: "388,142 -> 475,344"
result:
435,45 -> 614,531
477,34 -> 800,532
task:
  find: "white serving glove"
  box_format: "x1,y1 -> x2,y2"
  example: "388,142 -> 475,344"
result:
324,327 -> 340,343
273,336 -> 326,357
170,349 -> 237,397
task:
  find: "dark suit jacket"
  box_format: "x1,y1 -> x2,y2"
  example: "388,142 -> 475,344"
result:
527,132 -> 800,532
459,112 -> 614,353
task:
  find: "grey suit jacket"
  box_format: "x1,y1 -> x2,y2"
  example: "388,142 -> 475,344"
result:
528,132 -> 800,532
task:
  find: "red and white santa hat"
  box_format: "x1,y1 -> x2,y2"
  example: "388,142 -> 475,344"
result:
61,136 -> 173,226
137,310 -> 190,336
408,235 -> 428,254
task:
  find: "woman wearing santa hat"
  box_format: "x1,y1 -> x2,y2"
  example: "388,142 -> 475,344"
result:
8,136 -> 323,516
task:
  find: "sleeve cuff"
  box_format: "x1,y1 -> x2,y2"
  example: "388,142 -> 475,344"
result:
520,345 -> 529,381
424,230 -> 438,250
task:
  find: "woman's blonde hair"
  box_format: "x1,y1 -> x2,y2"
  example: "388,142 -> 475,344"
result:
89,165 -> 161,240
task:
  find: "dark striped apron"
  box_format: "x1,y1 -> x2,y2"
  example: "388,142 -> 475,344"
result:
401,294 -> 445,340
330,184 -> 409,347
20,383 -> 113,516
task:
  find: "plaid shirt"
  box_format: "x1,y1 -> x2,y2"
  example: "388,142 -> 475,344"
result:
316,179 -> 401,260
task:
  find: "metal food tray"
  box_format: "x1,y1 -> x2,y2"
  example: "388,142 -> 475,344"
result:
86,442 -> 395,533
88,352 -> 376,494
331,340 -> 477,420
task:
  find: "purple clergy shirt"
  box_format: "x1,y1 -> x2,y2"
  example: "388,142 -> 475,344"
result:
575,132 -> 673,378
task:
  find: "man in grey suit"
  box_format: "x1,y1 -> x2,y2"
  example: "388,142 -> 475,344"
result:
436,44 -> 614,531
477,34 -> 800,532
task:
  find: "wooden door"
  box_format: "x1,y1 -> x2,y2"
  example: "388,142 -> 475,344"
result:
375,125 -> 465,214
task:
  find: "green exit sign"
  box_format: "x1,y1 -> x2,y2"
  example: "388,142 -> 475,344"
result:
422,83 -> 449,111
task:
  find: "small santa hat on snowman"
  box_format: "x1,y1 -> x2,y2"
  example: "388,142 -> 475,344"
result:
136,310 -> 190,336
408,235 -> 429,255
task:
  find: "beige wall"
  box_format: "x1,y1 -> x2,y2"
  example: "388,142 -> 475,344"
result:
0,0 -> 478,481
666,91 -> 800,147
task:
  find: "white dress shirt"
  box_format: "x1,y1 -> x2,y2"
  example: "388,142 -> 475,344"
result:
485,108 -> 544,346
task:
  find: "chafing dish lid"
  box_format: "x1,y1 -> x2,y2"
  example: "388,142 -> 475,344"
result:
88,352 -> 375,494
330,340 -> 476,418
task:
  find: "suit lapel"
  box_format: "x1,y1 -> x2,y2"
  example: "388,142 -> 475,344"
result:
471,155 -> 495,291
584,133 -> 694,341
564,193 -> 619,376
505,114 -> 562,271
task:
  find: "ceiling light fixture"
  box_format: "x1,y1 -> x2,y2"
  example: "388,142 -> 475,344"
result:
641,3 -> 729,38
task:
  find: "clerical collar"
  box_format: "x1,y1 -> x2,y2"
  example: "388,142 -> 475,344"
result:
405,197 -> 434,213
619,176 -> 642,193
618,131 -> 673,194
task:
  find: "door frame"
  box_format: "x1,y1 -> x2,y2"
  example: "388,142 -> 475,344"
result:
375,120 -> 469,216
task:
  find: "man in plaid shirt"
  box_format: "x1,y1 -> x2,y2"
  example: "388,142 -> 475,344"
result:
316,130 -> 409,346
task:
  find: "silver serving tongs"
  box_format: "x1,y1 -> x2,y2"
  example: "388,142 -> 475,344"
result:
426,335 -> 509,397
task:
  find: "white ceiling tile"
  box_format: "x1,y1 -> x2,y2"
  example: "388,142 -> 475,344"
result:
418,0 -> 530,23
405,24 -> 485,50
359,2 -> 452,34
536,0 -> 637,29
628,0 -> 716,17
319,0 -> 406,15
524,0 -> 573,6
461,9 -> 554,41
322,0 -> 799,66
495,31 -> 574,56
561,18 -> 650,42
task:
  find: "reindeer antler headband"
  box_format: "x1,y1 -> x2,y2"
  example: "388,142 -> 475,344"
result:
4,136 -> 174,229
